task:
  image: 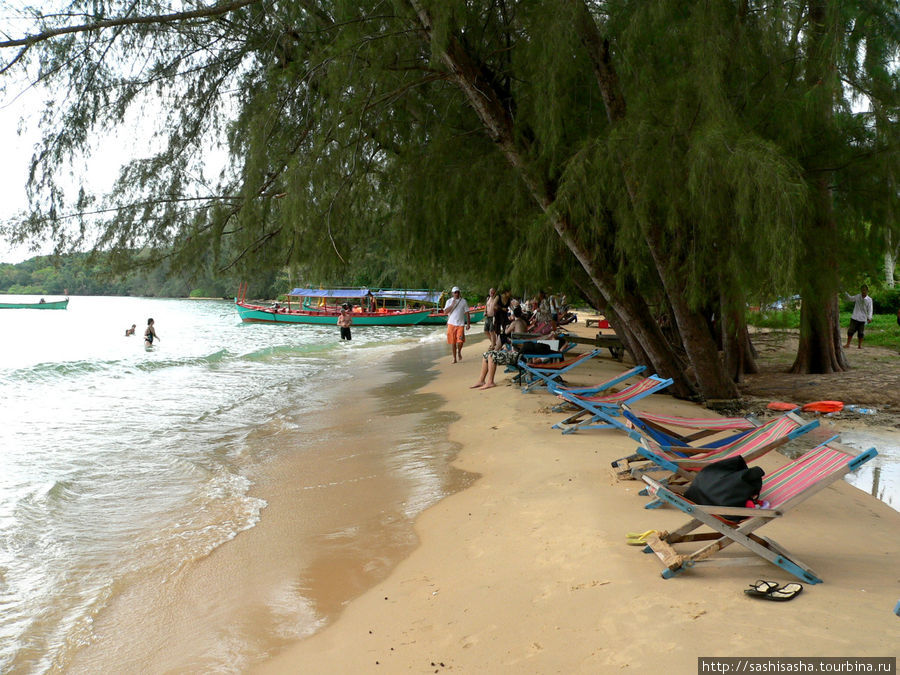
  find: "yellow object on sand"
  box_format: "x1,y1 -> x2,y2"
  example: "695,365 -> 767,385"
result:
625,530 -> 657,545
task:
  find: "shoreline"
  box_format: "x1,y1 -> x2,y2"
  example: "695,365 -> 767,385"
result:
257,330 -> 900,672
60,332 -> 470,673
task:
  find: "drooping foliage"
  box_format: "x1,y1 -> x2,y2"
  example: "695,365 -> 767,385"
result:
1,0 -> 898,397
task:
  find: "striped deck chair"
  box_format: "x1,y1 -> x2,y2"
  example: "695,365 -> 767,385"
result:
544,365 -> 646,404
546,366 -> 648,399
609,405 -> 762,475
622,404 -> 761,447
633,413 -> 819,505
639,439 -> 878,583
548,375 -> 674,434
516,348 -> 604,393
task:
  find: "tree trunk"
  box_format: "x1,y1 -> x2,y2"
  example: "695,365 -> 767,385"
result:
571,0 -> 738,402
647,239 -> 740,400
885,229 -> 896,288
408,0 -> 697,398
790,0 -> 847,374
791,292 -> 846,373
573,276 -> 657,370
721,289 -> 758,382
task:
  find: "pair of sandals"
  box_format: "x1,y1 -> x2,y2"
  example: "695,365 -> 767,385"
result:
744,580 -> 804,602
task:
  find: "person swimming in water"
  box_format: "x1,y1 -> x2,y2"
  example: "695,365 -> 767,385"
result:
125,324 -> 136,336
144,318 -> 160,346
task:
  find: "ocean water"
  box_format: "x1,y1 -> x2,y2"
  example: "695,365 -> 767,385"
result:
3,297 -> 898,672
0,296 -> 465,673
834,427 -> 900,512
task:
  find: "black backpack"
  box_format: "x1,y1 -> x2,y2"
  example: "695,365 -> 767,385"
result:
684,456 -> 764,514
518,341 -> 553,355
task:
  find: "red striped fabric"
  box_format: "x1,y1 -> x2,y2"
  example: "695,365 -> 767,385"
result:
651,415 -> 800,467
572,378 -> 660,404
634,411 -> 755,431
760,445 -> 852,507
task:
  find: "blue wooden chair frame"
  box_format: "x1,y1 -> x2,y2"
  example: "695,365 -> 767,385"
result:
548,375 -> 674,433
516,348 -> 604,393
638,441 -> 878,584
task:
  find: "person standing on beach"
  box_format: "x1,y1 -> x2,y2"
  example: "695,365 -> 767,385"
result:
493,289 -> 511,345
144,318 -> 159,347
444,286 -> 470,363
843,285 -> 873,349
338,303 -> 353,341
484,287 -> 499,349
548,292 -> 560,328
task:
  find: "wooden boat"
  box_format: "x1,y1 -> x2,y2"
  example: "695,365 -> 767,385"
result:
234,285 -> 432,326
371,289 -> 485,325
0,297 -> 69,310
420,307 -> 486,325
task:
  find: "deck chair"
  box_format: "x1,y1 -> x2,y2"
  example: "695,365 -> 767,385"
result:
542,365 -> 647,402
609,405 -> 763,474
548,375 -> 674,433
638,439 -> 878,584
632,412 -> 819,491
621,404 -> 761,447
516,348 -> 604,393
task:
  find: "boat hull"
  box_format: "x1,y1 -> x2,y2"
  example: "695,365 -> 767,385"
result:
0,298 -> 69,310
421,309 -> 486,325
235,302 -> 432,326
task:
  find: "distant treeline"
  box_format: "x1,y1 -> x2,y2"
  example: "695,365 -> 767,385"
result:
0,252 -> 285,299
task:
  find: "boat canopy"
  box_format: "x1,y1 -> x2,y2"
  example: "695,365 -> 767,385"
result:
373,289 -> 443,304
288,288 -> 444,303
289,288 -> 371,298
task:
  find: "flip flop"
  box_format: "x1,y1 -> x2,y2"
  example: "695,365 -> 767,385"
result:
763,583 -> 803,602
625,530 -> 657,545
743,580 -> 780,597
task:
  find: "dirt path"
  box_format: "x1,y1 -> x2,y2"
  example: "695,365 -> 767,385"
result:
738,329 -> 900,428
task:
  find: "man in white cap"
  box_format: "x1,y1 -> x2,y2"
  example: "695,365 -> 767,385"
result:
443,286 -> 470,363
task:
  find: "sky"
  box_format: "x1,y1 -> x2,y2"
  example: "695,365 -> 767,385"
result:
0,74 -> 132,264
0,83 -> 45,263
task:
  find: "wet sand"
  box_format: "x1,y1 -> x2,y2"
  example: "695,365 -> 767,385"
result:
257,330 -> 900,673
65,342 -> 472,673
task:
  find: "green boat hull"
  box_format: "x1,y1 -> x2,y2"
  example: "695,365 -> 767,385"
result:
0,298 -> 69,310
420,309 -> 486,325
235,302 -> 432,326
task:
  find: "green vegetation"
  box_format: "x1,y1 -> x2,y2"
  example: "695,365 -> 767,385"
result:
1,1 -> 897,399
0,253 -> 286,299
749,311 -> 900,351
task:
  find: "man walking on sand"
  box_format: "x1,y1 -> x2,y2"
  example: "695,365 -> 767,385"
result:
444,286 -> 470,363
843,284 -> 874,349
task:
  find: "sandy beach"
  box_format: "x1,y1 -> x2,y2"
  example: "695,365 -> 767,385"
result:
256,328 -> 900,674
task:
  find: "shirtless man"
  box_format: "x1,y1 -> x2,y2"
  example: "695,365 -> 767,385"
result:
484,288 -> 499,348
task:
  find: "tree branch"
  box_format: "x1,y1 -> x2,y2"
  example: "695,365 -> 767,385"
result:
0,0 -> 260,49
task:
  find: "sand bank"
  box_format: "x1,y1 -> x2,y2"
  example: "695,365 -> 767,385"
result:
258,332 -> 900,673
